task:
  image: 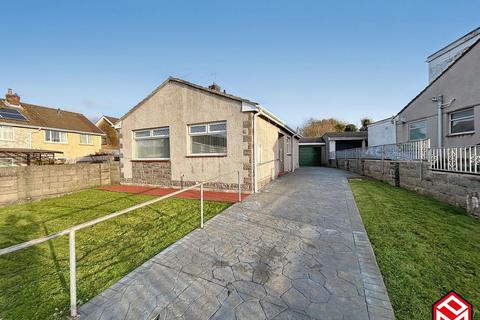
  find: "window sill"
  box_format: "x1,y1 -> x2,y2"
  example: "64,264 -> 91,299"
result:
186,154 -> 227,158
80,143 -> 94,146
447,131 -> 475,137
44,141 -> 68,144
131,159 -> 170,162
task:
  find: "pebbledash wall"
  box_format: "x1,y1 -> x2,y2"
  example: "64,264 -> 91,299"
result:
334,159 -> 480,218
0,161 -> 120,206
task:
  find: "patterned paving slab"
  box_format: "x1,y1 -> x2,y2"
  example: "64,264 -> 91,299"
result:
79,167 -> 395,320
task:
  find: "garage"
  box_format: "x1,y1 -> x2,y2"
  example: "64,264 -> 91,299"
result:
299,137 -> 325,167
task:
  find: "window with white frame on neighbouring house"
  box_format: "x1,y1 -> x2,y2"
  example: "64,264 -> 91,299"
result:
286,137 -> 291,154
80,134 -> 93,145
0,126 -> 14,141
408,120 -> 427,141
134,127 -> 170,159
0,158 -> 14,167
450,108 -> 474,135
189,121 -> 227,155
45,130 -> 67,143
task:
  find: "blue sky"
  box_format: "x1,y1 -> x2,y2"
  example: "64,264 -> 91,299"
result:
1,1 -> 479,129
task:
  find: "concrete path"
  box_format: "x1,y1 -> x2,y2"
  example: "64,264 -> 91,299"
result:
79,167 -> 394,320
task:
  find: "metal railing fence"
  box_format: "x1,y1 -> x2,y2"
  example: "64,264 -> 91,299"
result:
430,145 -> 480,174
0,170 -> 242,318
334,139 -> 431,161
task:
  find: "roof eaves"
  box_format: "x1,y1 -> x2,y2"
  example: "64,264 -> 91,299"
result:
396,37 -> 480,118
120,77 -> 259,121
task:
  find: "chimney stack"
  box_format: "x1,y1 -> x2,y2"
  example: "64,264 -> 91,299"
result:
5,89 -> 20,106
208,83 -> 221,92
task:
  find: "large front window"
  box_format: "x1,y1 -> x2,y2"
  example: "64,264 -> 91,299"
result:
134,127 -> 170,159
45,130 -> 67,143
189,121 -> 227,155
409,120 -> 427,141
450,108 -> 474,135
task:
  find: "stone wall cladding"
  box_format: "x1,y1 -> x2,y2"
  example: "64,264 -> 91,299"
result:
335,159 -> 480,218
242,113 -> 254,192
131,161 -> 172,186
128,160 -> 247,192
0,161 -> 120,206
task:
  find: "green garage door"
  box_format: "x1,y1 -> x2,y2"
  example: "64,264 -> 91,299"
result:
299,146 -> 322,166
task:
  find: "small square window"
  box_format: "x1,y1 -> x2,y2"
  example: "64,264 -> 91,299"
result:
450,108 -> 474,135
408,121 -> 427,141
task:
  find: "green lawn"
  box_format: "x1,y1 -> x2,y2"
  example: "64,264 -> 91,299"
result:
0,189 -> 231,320
350,179 -> 480,320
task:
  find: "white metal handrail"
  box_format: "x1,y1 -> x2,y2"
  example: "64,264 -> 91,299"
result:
0,170 -> 243,318
257,158 -> 279,166
335,139 -> 430,161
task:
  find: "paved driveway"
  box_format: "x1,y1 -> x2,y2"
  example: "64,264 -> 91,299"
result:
79,167 -> 394,320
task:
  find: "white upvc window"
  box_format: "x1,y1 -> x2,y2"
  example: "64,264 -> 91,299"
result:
0,126 -> 14,141
45,130 -> 67,143
80,134 -> 93,145
0,158 -> 14,167
188,121 -> 227,155
134,127 -> 170,159
449,108 -> 474,135
408,120 -> 427,141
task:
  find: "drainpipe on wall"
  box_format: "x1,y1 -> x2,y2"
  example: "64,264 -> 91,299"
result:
432,95 -> 444,148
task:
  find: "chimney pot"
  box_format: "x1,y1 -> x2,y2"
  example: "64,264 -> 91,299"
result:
5,89 -> 20,106
208,83 -> 221,92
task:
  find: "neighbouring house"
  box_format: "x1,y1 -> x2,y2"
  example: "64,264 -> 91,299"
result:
395,31 -> 480,148
323,131 -> 368,164
367,117 -> 396,146
0,89 -> 104,165
116,77 -> 300,192
95,115 -> 120,155
299,137 -> 325,167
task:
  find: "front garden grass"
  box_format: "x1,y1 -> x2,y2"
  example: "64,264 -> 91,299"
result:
350,178 -> 480,320
0,189 -> 231,320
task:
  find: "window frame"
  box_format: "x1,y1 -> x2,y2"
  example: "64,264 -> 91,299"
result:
408,120 -> 428,141
286,136 -> 292,155
188,121 -> 227,156
133,127 -> 170,160
449,108 -> 474,136
0,126 -> 14,141
79,134 -> 93,145
44,130 -> 68,144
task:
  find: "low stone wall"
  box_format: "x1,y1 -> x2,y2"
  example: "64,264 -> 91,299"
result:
335,159 -> 480,217
127,160 -> 251,192
0,161 -> 120,206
